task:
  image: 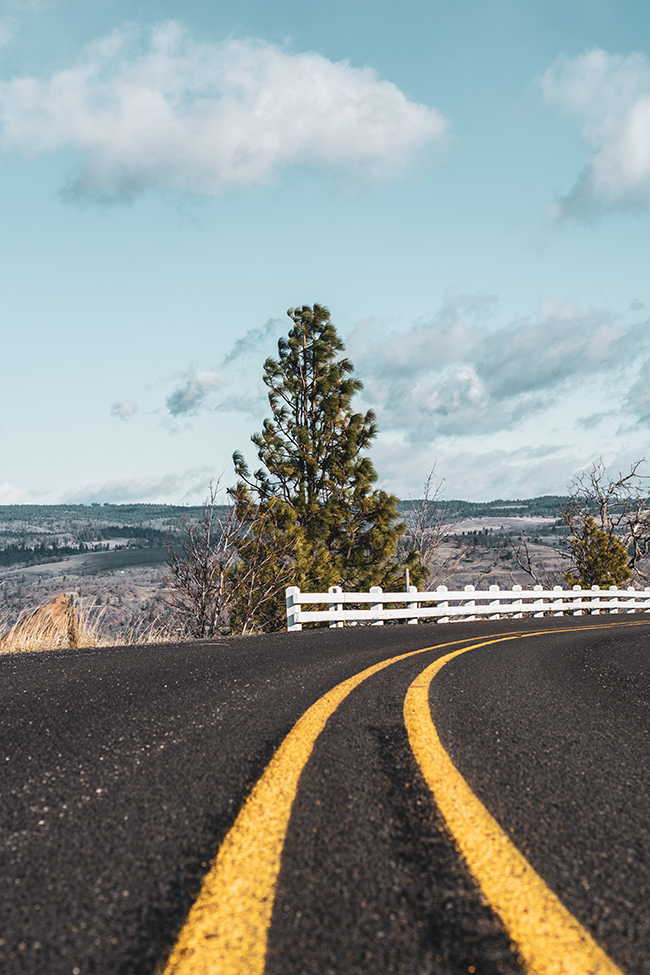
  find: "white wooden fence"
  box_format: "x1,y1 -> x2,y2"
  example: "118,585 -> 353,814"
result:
285,583 -> 650,630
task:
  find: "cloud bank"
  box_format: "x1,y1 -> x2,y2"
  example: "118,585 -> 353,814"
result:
60,467 -> 214,504
373,441 -> 586,501
0,21 -> 447,201
157,294 -> 650,449
543,49 -> 650,220
349,294 -> 649,441
0,482 -> 38,504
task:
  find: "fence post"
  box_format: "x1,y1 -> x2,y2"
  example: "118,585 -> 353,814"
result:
328,585 -> 343,628
464,585 -> 476,621
608,585 -> 618,614
489,584 -> 500,619
286,586 -> 302,631
512,584 -> 523,619
533,584 -> 544,617
407,585 -> 418,625
572,584 -> 583,615
590,584 -> 600,614
645,587 -> 650,614
553,585 -> 563,616
436,585 -> 449,623
626,587 -> 636,613
370,586 -> 384,625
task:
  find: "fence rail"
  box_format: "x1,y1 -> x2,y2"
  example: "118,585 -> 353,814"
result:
285,583 -> 650,630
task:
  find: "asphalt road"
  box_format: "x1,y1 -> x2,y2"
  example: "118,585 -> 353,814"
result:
1,616 -> 649,974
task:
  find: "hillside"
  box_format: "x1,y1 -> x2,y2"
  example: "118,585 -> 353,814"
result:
0,497 -> 569,639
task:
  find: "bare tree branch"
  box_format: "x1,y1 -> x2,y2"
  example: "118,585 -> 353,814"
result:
398,466 -> 471,589
561,457 -> 650,584
160,479 -> 239,638
507,530 -> 568,588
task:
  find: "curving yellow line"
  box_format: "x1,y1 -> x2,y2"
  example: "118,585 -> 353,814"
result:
163,623 -> 641,975
404,644 -> 624,975
161,634 -> 482,975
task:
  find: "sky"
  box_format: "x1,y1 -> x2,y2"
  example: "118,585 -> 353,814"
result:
2,0 -> 650,504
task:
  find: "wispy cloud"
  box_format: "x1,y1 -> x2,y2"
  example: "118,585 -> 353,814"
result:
349,293 -> 649,441
60,467 -> 214,504
622,357 -> 650,426
161,318 -> 280,421
543,49 -> 650,221
223,317 -> 280,365
110,397 -> 139,420
0,21 -> 447,202
165,367 -> 224,416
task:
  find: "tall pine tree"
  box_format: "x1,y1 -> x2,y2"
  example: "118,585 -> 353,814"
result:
231,304 -> 421,625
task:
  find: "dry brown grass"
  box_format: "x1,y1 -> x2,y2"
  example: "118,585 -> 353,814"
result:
111,615 -> 185,647
2,604 -> 90,653
0,595 -> 184,653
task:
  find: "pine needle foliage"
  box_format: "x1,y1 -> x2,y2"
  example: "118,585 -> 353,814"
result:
231,304 -> 421,629
563,516 -> 632,589
228,490 -> 308,633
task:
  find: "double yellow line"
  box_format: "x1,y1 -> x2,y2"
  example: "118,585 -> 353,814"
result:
163,625 -> 633,975
405,639 -> 621,975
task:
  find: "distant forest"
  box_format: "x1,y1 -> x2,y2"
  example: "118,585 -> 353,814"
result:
0,503 -> 205,526
0,495 -> 566,525
401,495 -> 565,519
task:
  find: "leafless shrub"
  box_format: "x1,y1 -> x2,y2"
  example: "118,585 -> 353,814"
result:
161,480 -> 240,638
507,530 -> 567,588
399,467 -> 471,589
561,458 -> 650,585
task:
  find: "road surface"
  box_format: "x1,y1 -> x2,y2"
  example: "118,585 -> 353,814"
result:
1,616 -> 649,973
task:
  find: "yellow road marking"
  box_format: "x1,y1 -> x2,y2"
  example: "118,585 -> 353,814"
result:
163,622 -> 643,975
161,633 -> 496,975
404,640 -> 624,975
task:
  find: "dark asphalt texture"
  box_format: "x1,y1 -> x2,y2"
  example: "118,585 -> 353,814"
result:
0,616 -> 648,974
434,624 -> 650,975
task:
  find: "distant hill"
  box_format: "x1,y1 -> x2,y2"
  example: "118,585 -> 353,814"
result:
0,497 -> 566,571
0,497 -> 566,526
0,503 -> 211,571
0,502 -> 208,528
399,495 -> 566,520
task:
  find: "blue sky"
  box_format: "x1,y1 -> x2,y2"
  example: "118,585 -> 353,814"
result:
3,0 -> 650,504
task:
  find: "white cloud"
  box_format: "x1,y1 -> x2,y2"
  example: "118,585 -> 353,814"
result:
350,294 -> 646,441
543,49 -> 650,220
60,467 -> 214,504
165,367 -> 224,416
110,397 -> 139,420
0,21 -> 447,201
